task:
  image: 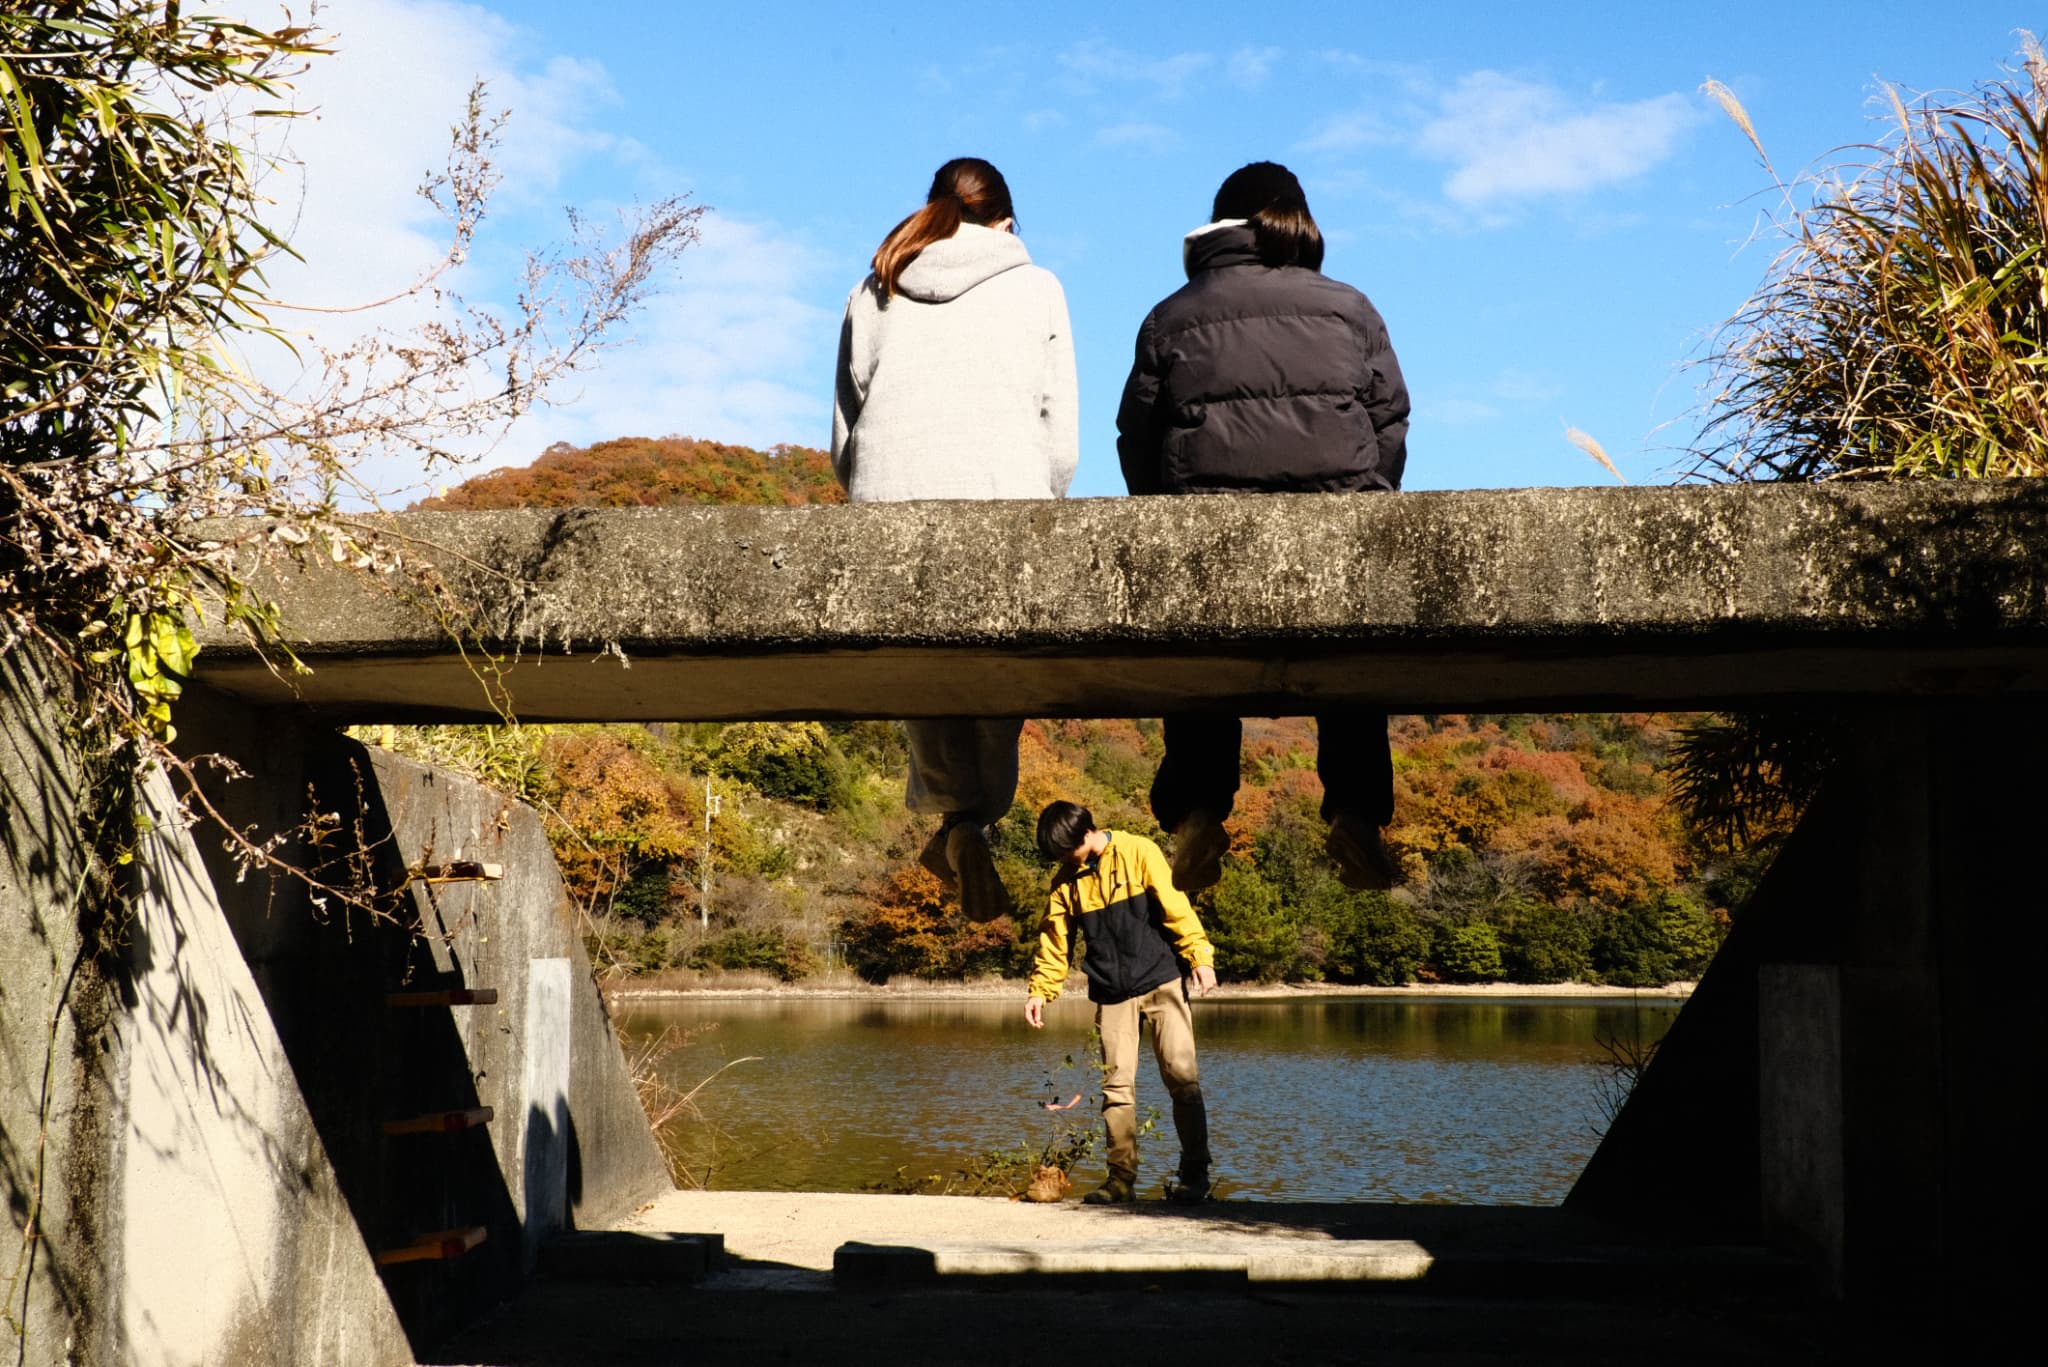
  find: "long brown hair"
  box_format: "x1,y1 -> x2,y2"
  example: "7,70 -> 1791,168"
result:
1212,161 -> 1324,271
871,157 -> 1017,299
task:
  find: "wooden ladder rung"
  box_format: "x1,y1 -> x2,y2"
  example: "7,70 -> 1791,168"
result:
411,861 -> 503,883
385,988 -> 499,1008
382,1106 -> 493,1136
375,1226 -> 488,1266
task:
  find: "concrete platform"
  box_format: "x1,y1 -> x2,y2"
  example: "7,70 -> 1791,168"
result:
592,1190 -> 1803,1295
428,1192 -> 1867,1366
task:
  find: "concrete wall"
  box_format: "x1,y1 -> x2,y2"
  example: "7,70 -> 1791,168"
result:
172,689 -> 669,1347
4,660 -> 667,1363
1570,706 -> 2047,1312
3,651 -> 410,1367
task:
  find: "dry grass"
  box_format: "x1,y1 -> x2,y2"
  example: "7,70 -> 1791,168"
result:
1691,38 -> 2048,482
624,1024 -> 761,1189
1563,424 -> 1627,483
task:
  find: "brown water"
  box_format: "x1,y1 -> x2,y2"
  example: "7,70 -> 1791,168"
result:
617,994 -> 1680,1204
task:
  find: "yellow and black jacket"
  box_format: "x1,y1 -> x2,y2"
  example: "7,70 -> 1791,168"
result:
1028,831 -> 1214,1006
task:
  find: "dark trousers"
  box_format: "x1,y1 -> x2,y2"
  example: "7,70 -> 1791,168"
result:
1150,712 -> 1394,832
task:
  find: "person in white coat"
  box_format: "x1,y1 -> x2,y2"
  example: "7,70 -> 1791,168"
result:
832,157 -> 1079,921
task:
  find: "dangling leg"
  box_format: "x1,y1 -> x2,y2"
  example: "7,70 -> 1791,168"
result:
1151,715 -> 1240,892
905,718 -> 1021,920
1317,710 -> 1401,890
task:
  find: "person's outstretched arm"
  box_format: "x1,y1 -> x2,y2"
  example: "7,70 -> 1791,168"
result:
1024,882 -> 1074,1027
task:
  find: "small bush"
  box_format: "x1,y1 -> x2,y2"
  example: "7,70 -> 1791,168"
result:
687,925 -> 819,983
1593,890 -> 1725,987
1431,919 -> 1505,983
1499,902 -> 1595,983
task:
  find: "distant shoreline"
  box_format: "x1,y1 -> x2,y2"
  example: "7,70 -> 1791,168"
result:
605,976 -> 1696,1004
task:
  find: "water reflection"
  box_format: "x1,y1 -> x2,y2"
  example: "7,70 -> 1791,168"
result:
619,995 -> 1679,1205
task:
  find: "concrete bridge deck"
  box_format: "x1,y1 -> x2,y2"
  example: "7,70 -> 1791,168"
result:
195,481 -> 2048,721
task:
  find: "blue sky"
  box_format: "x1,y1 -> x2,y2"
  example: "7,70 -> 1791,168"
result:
267,1 -> 2037,498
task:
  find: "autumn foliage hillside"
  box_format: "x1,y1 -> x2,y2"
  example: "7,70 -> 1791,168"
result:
414,435 -> 844,509
373,436 -> 1735,988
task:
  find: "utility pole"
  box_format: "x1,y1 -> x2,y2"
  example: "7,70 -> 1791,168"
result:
699,776 -> 722,928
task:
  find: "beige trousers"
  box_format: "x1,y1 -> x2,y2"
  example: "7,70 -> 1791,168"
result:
1096,978 -> 1209,1182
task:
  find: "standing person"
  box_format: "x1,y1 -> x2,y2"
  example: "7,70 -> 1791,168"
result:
1116,161 -> 1411,895
832,158 -> 1080,922
1025,799 -> 1217,1204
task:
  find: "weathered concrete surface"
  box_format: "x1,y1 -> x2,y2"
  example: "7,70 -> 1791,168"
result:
434,1192 -> 1842,1366
193,482 -> 2048,721
1569,706 -> 2047,1319
121,771 -> 412,1366
2,649 -> 118,1362
2,651 -> 410,1367
171,694 -> 670,1350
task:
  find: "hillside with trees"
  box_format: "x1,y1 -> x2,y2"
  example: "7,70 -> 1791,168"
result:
375,437 -> 1740,989
415,435 -> 844,509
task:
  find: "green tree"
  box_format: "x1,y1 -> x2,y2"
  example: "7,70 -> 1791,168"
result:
2,2 -> 700,769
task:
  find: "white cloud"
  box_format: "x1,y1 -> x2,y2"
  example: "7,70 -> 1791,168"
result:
1229,46 -> 1283,90
1491,368 -> 1563,404
1096,121 -> 1179,152
1060,40 -> 1213,100
1430,398 -> 1502,427
1418,72 -> 1699,206
505,215 -> 834,457
224,0 -> 821,498
1298,110 -> 1396,155
1023,108 -> 1069,134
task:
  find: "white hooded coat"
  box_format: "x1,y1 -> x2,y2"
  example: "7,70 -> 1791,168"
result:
831,223 -> 1079,503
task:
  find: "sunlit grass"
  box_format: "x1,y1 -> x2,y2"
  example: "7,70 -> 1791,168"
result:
1691,39 -> 2048,481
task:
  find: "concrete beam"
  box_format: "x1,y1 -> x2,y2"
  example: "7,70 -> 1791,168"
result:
192,482 -> 2048,721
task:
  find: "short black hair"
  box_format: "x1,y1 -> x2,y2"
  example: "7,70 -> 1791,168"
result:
1212,160 -> 1323,272
1036,800 -> 1095,861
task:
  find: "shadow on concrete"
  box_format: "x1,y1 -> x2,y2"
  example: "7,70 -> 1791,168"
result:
173,713 -> 527,1354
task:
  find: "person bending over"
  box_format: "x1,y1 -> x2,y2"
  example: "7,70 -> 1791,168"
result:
1025,800 -> 1217,1203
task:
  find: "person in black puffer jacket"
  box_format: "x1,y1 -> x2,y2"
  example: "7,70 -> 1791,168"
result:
1116,160 -> 1410,895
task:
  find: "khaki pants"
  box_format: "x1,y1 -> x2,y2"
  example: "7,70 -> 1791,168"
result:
1096,978 -> 1209,1182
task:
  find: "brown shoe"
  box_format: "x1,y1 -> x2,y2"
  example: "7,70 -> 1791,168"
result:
948,821 -> 1012,923
1169,810 -> 1227,892
1325,812 -> 1400,891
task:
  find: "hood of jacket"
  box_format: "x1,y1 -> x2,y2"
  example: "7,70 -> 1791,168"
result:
1182,218 -> 1254,278
896,223 -> 1033,303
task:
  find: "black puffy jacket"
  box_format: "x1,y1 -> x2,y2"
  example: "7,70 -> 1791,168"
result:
1116,222 -> 1410,495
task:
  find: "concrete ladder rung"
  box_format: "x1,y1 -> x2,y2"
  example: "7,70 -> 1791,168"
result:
382,1106 -> 494,1136
385,987 -> 499,1007
411,861 -> 503,883
374,1226 -> 488,1266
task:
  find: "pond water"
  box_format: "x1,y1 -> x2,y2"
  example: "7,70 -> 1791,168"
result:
616,994 -> 1681,1205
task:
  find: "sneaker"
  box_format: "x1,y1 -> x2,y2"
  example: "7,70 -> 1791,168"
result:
1165,1171 -> 1212,1204
948,821 -> 1013,924
1081,1174 -> 1136,1205
1325,812 -> 1401,891
1169,810 -> 1228,892
917,822 -> 959,892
